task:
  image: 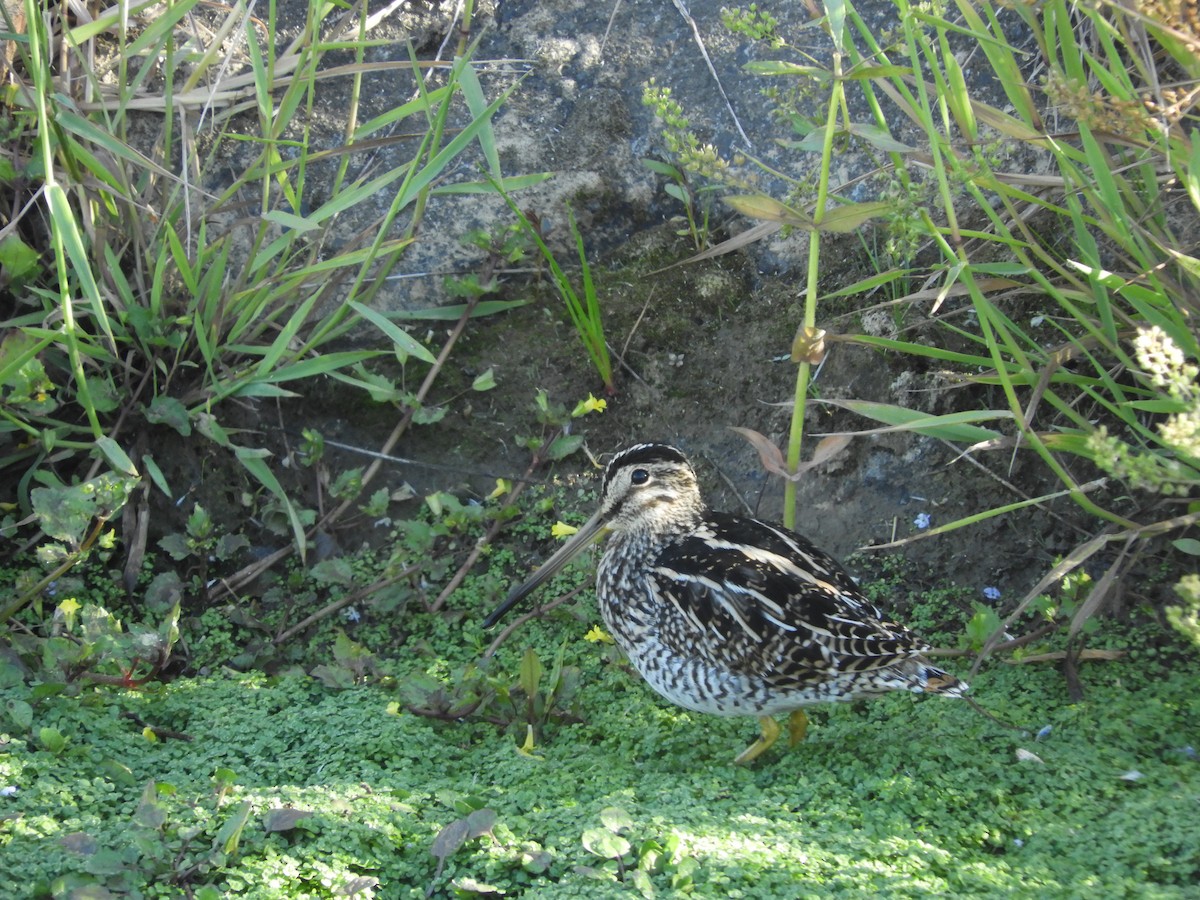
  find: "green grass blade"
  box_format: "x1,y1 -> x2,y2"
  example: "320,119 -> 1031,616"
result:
820,400 -> 1010,442
456,59 -> 501,179
234,446 -> 307,560
347,301 -> 437,365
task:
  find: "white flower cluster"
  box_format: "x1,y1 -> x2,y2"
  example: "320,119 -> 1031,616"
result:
1136,327 -> 1200,465
1086,326 -> 1200,494
1167,573 -> 1200,648
1133,326 -> 1199,398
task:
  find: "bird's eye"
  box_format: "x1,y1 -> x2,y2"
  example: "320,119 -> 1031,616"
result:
630,468 -> 650,485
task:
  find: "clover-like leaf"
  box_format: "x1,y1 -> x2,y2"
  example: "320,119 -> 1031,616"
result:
582,826 -> 630,860
600,807 -> 633,833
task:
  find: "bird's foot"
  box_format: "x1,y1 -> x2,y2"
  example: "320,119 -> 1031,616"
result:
788,710 -> 809,746
734,716 -> 781,765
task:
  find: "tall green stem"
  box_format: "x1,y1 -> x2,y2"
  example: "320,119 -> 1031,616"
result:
783,29 -> 843,529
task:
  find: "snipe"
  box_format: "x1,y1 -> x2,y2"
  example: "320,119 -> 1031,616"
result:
483,443 -> 967,763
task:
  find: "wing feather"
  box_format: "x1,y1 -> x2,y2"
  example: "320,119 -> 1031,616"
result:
649,512 -> 928,682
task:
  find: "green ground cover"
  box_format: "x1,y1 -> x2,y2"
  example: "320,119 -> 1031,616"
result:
3,612 -> 1196,898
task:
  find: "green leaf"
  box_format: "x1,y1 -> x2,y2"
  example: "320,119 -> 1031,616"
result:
843,62 -> 912,80
818,201 -> 893,233
965,605 -> 1003,651
311,558 -> 356,585
341,366 -> 400,403
393,75 -> 521,213
821,399 -> 1009,443
1172,538 -> 1200,556
943,48 -> 976,141
519,648 -> 543,698
846,123 -> 913,153
83,847 -> 128,877
641,158 -> 683,178
348,301 -> 437,364
412,404 -> 447,425
431,172 -> 553,195
141,454 -> 173,498
457,59 -> 501,179
84,375 -> 121,413
216,801 -> 253,857
144,572 -> 184,613
472,368 -> 497,391
546,434 -> 585,461
229,382 -> 303,399
101,758 -> 136,786
158,533 -> 193,562
0,234 -> 41,281
7,699 -> 33,730
825,0 -> 846,48
135,780 -> 167,829
600,807 -> 634,833
664,183 -> 688,203
725,194 -> 810,226
262,210 -> 319,233
31,474 -> 137,543
743,60 -> 830,79
233,446 -> 308,560
39,726 -> 66,754
249,351 -> 380,386
154,600 -> 181,664
582,826 -> 631,860
55,109 -> 174,181
47,180 -> 115,360
382,299 -> 529,321
30,683 -> 66,701
95,437 -> 138,477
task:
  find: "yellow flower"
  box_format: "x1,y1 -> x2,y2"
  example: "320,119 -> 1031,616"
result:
551,521 -> 579,539
585,625 -> 614,644
487,478 -> 512,500
571,393 -> 608,417
57,598 -> 81,631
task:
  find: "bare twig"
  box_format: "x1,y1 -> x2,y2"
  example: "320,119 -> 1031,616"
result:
273,564 -> 421,645
931,622 -> 1059,658
670,0 -> 752,147
482,584 -> 588,659
429,473 -> 536,613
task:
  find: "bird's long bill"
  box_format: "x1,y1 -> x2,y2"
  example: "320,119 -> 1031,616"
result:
481,508 -> 608,628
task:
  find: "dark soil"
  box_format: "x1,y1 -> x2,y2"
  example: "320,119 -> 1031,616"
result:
113,0 -> 1176,645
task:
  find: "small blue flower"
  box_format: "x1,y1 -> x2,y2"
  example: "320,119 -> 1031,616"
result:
1035,725 -> 1052,741
913,512 -> 931,530
983,585 -> 1001,601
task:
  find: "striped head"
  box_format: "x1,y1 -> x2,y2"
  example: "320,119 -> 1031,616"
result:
598,443 -> 706,538
481,443 -> 704,628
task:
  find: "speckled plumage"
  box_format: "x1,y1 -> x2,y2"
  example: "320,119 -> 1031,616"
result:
484,443 -> 967,762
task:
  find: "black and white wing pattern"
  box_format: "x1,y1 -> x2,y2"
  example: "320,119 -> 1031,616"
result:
649,512 -> 930,685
